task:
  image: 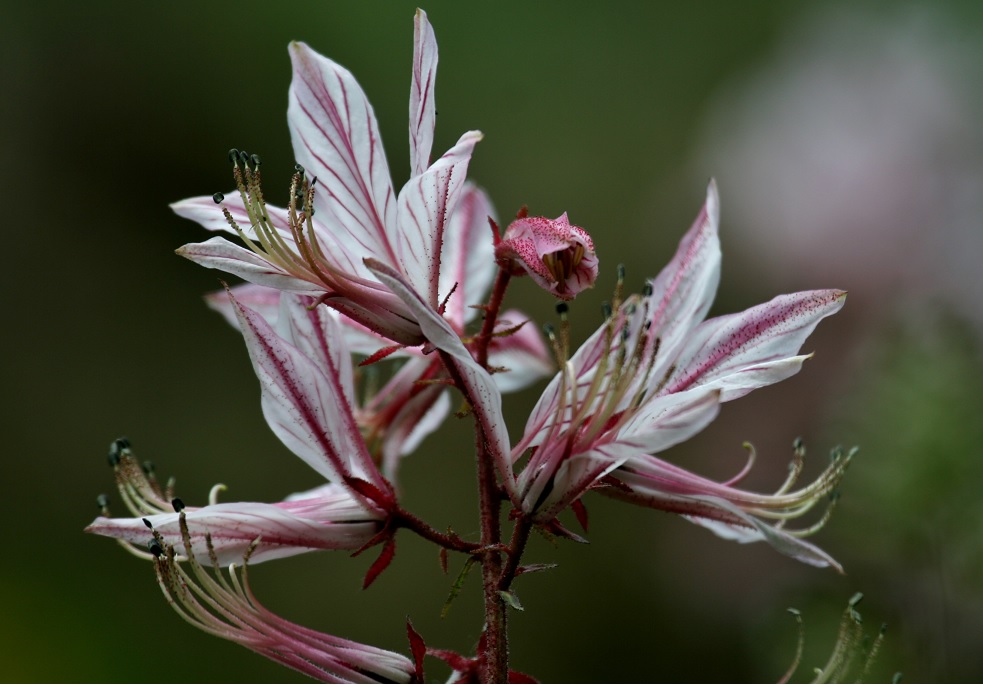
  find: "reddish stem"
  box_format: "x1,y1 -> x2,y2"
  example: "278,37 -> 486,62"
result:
475,267 -> 512,369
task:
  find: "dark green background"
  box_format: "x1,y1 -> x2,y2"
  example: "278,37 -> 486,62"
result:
3,1 -> 982,681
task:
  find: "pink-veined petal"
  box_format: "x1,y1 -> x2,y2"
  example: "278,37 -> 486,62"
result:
231,291 -> 388,494
176,237 -> 321,295
85,496 -> 380,567
645,179 -> 722,369
276,294 -> 356,409
409,9 -> 438,178
439,183 -> 497,327
395,130 -> 483,306
365,259 -> 515,499
531,442 -> 636,521
288,41 -> 398,267
661,289 -> 847,400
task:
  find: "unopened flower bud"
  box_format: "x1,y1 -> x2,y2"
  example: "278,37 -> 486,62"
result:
496,213 -> 598,300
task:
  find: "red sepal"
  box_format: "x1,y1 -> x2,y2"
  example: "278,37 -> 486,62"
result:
363,536 -> 397,589
406,619 -> 427,683
571,499 -> 589,532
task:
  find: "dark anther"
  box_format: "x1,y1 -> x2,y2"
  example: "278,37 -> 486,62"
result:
171,498 -> 185,512
142,518 -> 153,529
96,494 -> 110,510
141,461 -> 155,477
601,302 -> 612,320
238,150 -> 251,166
212,192 -> 225,204
543,323 -> 556,338
293,163 -> 305,174
310,176 -> 318,187
793,436 -> 804,451
250,153 -> 262,168
108,437 -> 130,467
642,283 -> 653,297
228,148 -> 240,163
617,264 -> 626,281
148,538 -> 164,558
555,302 -> 569,315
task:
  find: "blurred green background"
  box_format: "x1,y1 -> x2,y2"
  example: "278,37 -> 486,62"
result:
3,0 -> 983,681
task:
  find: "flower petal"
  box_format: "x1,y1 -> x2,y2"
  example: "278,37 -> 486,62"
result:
645,179 -> 722,368
409,9 -> 438,178
85,495 -> 380,566
617,387 -> 722,453
365,259 -> 516,499
439,183 -> 497,327
231,291 -> 388,494
487,309 -> 554,393
661,289 -> 847,400
176,237 -> 321,295
395,130 -> 483,306
288,41 -> 398,268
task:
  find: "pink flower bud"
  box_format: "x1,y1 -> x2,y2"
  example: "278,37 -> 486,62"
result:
496,213 -> 598,300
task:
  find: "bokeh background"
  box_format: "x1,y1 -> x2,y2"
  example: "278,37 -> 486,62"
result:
3,0 -> 983,681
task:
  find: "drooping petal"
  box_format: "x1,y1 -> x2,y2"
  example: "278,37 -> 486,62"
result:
395,130 -> 483,306
85,495 -> 380,566
409,9 -> 438,178
681,495 -> 843,572
177,237 -> 322,295
365,259 -> 516,499
287,41 -> 399,268
231,291 -> 388,495
660,289 -> 847,400
617,387 -> 722,453
438,183 -> 497,327
644,179 -> 722,368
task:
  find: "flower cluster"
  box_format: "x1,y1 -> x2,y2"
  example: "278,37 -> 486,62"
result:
88,10 -> 854,683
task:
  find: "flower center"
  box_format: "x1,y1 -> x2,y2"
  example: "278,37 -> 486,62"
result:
541,243 -> 586,290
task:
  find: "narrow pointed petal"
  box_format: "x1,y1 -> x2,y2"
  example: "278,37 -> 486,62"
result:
288,41 -> 398,266
172,194 -> 292,238
439,183 -> 497,326
533,442 -> 635,521
395,130 -> 483,306
86,496 -> 380,566
683,495 -> 843,572
645,179 -> 722,365
409,8 -> 438,178
231,292 -> 387,493
365,259 -> 516,498
661,289 -> 847,400
177,237 -> 321,295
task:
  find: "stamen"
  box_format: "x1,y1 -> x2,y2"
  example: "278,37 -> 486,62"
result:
96,494 -> 110,515
208,484 -> 227,507
212,192 -> 224,204
172,498 -> 186,512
